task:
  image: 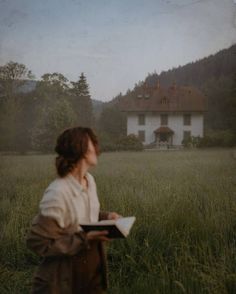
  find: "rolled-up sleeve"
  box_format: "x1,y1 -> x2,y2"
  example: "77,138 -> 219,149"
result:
39,189 -> 66,229
25,213 -> 91,257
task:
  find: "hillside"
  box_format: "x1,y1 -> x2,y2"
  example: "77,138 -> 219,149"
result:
107,44 -> 236,131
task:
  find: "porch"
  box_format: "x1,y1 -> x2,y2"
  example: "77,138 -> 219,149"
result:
146,126 -> 175,149
154,126 -> 174,147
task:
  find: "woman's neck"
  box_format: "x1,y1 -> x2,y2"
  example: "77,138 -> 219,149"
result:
70,161 -> 89,188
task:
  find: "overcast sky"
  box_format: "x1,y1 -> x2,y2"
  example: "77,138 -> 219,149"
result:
0,0 -> 236,101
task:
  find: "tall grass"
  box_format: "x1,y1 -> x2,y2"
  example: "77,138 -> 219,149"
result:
0,149 -> 236,293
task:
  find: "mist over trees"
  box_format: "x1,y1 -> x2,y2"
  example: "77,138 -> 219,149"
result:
0,44 -> 235,153
0,64 -> 95,152
0,62 -> 35,152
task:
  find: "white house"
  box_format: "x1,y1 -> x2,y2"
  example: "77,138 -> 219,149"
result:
119,82 -> 208,147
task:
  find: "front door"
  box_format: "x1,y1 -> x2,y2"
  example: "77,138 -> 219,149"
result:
160,133 -> 168,142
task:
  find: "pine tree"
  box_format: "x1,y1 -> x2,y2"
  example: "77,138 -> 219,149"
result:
70,73 -> 94,127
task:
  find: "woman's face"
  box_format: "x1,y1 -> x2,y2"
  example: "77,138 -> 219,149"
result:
84,138 -> 98,167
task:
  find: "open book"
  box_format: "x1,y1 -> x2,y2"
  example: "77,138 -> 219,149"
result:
80,216 -> 136,239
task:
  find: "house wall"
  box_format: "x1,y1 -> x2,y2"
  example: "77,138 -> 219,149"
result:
127,112 -> 204,145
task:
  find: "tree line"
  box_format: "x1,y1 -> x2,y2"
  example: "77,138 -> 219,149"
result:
0,44 -> 235,153
0,61 -> 141,153
0,61 -> 98,152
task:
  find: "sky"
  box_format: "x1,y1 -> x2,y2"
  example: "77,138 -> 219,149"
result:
0,0 -> 236,102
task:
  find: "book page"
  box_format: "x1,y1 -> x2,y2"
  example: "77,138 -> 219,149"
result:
116,216 -> 136,237
80,219 -> 116,226
80,216 -> 136,231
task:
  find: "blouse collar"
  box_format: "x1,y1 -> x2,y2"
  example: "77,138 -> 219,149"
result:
66,172 -> 90,193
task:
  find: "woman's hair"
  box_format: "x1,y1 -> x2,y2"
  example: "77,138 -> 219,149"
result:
54,126 -> 100,177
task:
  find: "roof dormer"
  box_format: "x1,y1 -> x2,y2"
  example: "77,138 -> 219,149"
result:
160,96 -> 169,104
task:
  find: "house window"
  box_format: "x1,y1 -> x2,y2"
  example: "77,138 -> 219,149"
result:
183,114 -> 191,125
160,114 -> 168,125
160,96 -> 169,104
183,130 -> 191,141
138,130 -> 145,142
138,114 -> 145,125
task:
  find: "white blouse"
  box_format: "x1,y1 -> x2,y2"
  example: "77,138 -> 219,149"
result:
39,172 -> 100,229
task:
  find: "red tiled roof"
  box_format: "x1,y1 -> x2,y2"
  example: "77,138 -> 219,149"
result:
154,126 -> 174,134
119,84 -> 208,112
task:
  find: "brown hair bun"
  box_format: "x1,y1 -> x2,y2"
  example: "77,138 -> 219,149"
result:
54,126 -> 100,177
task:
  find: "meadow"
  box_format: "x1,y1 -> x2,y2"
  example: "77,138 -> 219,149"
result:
0,148 -> 236,293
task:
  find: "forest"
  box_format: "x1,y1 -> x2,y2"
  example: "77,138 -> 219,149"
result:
0,44 -> 235,152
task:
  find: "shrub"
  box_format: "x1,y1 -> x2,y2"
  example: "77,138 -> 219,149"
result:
97,131 -> 118,152
97,132 -> 144,152
181,130 -> 236,148
115,134 -> 144,151
182,136 -> 201,148
198,130 -> 236,147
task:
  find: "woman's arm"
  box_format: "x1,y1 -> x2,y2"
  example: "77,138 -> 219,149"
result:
98,210 -> 110,221
99,211 -> 123,220
26,213 -> 91,257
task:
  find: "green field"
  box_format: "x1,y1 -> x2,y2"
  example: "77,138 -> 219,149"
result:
0,149 -> 236,294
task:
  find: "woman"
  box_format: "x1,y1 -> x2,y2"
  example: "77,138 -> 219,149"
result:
26,126 -> 122,294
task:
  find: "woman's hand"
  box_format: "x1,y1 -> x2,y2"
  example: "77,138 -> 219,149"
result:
86,230 -> 111,242
107,212 -> 123,220
86,212 -> 123,243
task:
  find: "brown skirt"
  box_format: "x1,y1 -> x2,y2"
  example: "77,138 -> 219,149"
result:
31,240 -> 106,294
71,240 -> 105,294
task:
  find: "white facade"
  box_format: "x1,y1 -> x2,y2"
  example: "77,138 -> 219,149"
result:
127,112 -> 204,146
